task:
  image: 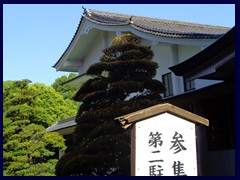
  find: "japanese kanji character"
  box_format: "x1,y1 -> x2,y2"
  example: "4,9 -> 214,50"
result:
170,131 -> 187,154
172,161 -> 187,176
149,160 -> 164,176
149,132 -> 163,148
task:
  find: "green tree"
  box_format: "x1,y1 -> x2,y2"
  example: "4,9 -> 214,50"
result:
51,73 -> 78,100
3,80 -> 78,176
55,34 -> 166,176
29,83 -> 78,127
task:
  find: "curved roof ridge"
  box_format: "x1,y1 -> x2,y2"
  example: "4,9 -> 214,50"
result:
53,8 -> 230,68
85,8 -> 230,30
132,15 -> 229,30
83,8 -> 229,39
83,8 -> 131,26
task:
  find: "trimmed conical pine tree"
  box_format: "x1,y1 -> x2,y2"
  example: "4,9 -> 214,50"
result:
55,34 -> 166,176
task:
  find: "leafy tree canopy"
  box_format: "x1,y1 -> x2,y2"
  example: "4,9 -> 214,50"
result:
51,73 -> 79,100
3,79 -> 78,176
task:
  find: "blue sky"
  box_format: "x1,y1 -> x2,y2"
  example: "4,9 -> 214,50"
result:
3,4 -> 235,86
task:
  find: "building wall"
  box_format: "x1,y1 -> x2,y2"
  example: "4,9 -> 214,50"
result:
80,32 -> 221,97
82,31 -> 105,72
150,43 -> 209,96
178,45 -> 201,63
165,80 -> 235,176
55,29 -> 235,176
107,31 -> 117,46
195,79 -> 223,89
81,31 -> 120,73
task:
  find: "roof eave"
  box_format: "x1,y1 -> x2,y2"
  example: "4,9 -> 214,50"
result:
53,15 -> 85,70
115,103 -> 209,129
53,8 -> 231,72
169,26 -> 235,77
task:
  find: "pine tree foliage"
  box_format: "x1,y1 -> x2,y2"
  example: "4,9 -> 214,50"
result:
55,34 -> 166,176
51,73 -> 79,100
3,80 -> 78,176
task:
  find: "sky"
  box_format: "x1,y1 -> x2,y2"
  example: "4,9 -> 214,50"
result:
3,4 -> 235,86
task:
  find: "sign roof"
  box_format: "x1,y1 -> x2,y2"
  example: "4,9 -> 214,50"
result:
115,103 -> 209,128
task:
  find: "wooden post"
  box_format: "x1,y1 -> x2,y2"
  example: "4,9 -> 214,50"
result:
131,125 -> 136,176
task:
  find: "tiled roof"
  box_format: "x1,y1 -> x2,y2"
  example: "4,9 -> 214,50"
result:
53,8 -> 230,68
46,116 -> 76,132
169,26 -> 235,77
83,9 -> 230,39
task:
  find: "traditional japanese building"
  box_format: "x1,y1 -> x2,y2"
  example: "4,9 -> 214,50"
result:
168,26 -> 235,176
46,8 -> 234,176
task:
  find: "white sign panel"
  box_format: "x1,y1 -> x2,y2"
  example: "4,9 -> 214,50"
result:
134,113 -> 197,176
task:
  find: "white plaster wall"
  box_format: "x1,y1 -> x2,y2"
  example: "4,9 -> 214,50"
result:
178,45 -> 223,91
178,45 -> 201,63
152,43 -> 173,76
195,79 -> 223,89
80,31 -> 121,73
151,43 -> 203,96
140,38 -> 152,46
107,31 -> 117,46
81,31 -> 105,72
79,33 -> 220,96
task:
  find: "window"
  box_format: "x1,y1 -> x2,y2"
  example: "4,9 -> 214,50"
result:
184,78 -> 195,91
162,73 -> 173,97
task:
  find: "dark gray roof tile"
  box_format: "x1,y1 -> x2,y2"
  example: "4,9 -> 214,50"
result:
84,9 -> 130,25
84,9 -> 230,39
53,8 -> 230,68
46,116 -> 76,132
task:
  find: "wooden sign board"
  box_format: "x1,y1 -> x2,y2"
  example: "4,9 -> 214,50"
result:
115,103 -> 209,176
133,113 -> 197,176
